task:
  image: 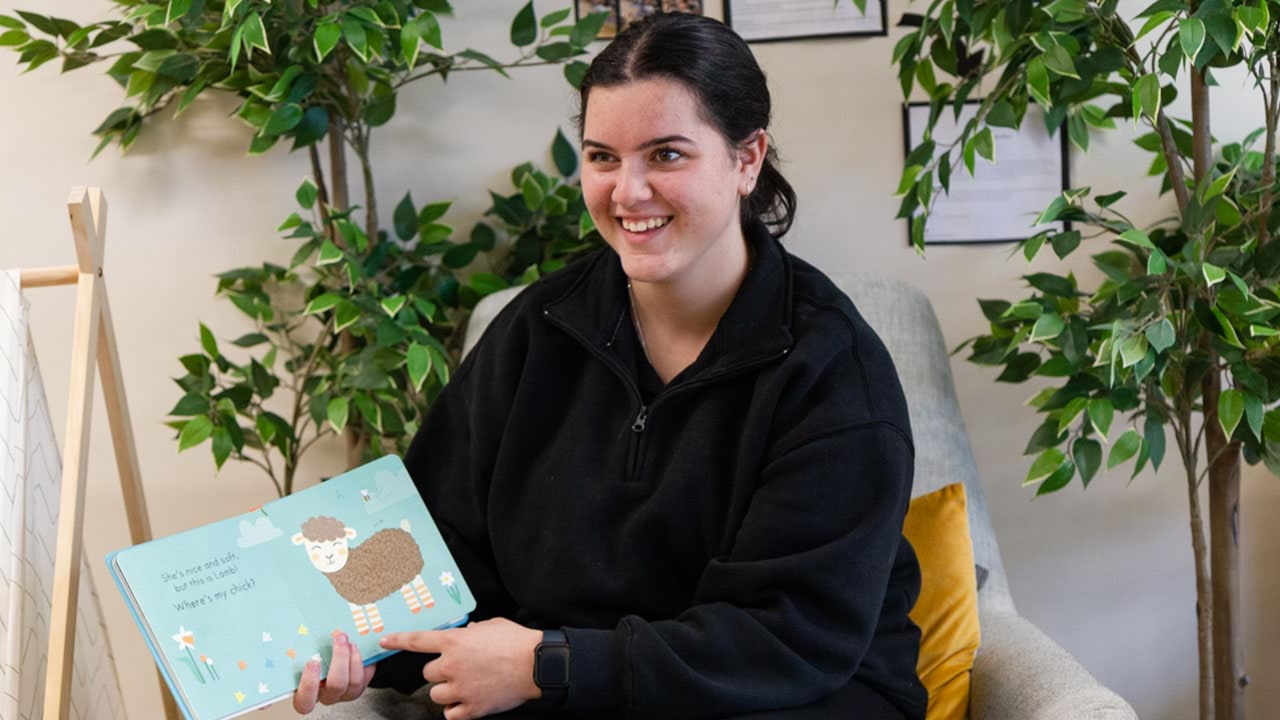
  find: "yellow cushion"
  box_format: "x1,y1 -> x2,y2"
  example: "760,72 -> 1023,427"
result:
903,483 -> 981,720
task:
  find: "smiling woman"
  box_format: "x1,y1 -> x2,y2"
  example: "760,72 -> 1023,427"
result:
295,12 -> 926,720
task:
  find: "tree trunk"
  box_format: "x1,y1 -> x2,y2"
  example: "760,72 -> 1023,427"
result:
1202,369 -> 1245,720
1186,433 -> 1215,720
326,119 -> 365,469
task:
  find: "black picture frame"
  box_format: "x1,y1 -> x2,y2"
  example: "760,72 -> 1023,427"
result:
724,0 -> 889,43
572,1 -> 705,41
901,99 -> 1072,246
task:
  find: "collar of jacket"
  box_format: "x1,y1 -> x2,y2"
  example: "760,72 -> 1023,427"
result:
541,216 -> 795,379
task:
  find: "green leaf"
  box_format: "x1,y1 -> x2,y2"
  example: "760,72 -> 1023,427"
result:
552,127 -> 577,177
1034,196 -> 1068,226
510,1 -> 536,47
1201,168 -> 1234,202
564,60 -> 588,88
263,103 -> 303,136
317,239 -> 342,266
341,16 -> 368,61
394,192 -> 417,240
542,8 -> 571,27
169,394 -> 209,416
1118,228 -> 1155,250
469,272 -> 509,295
1088,397 -> 1114,439
327,396 -> 350,433
1179,17 -> 1206,62
1202,262 -> 1226,287
1246,393 -> 1264,441
314,21 -> 341,62
1134,73 -> 1161,122
1145,415 -> 1166,472
1146,318 -> 1176,353
1043,44 -> 1079,78
520,173 -> 545,210
1219,389 -> 1244,439
199,322 -> 218,357
296,178 -> 318,208
400,13 -> 421,68
1120,334 -> 1149,368
231,332 -> 269,348
972,127 -> 995,162
304,293 -> 342,315
458,48 -> 510,78
1108,429 -> 1142,469
419,201 -> 451,225
1030,314 -> 1065,342
406,342 -> 431,391
243,11 -> 269,54
380,295 -> 407,317
1073,438 -> 1103,487
1147,248 -> 1168,275
178,415 -> 213,451
415,12 -> 442,49
334,300 -> 361,332
570,8 -> 608,47
1024,448 -> 1067,486
1026,56 -> 1051,107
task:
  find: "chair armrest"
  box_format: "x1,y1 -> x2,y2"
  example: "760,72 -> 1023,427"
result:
971,610 -> 1137,720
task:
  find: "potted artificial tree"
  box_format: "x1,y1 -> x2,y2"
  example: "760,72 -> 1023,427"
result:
891,1 -> 1277,718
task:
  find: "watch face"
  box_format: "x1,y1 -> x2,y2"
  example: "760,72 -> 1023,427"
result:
536,645 -> 571,687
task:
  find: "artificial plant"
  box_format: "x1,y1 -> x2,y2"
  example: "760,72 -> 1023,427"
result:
892,1 -> 1277,718
890,2 -> 1280,712
1,0 -> 607,493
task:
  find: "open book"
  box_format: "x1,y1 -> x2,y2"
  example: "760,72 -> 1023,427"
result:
106,455 -> 475,720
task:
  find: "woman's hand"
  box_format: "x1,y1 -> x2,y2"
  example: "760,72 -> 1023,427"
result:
379,617 -> 544,720
293,630 -> 377,714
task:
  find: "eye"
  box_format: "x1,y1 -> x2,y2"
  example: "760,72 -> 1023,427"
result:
587,150 -> 617,163
653,148 -> 683,163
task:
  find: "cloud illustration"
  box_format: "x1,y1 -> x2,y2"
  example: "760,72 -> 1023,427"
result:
236,517 -> 283,548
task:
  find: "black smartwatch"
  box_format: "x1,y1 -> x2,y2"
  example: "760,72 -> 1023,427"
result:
533,629 -> 571,705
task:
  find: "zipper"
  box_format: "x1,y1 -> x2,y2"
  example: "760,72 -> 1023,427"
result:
543,308 -> 790,482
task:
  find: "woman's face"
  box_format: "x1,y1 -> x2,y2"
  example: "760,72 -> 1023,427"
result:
580,78 -> 759,287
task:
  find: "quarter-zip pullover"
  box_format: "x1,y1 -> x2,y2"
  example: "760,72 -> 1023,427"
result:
371,217 -> 928,719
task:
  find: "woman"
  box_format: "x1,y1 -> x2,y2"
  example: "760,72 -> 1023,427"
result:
295,12 -> 926,720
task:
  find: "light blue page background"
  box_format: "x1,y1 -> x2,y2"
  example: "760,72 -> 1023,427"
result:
111,455 -> 475,719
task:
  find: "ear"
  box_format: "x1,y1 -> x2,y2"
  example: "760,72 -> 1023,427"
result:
737,129 -> 769,196
345,527 -> 357,539
292,533 -> 305,545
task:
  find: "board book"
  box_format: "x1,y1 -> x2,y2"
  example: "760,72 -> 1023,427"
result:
106,455 -> 475,719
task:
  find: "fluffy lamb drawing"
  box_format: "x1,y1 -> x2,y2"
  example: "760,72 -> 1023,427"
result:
292,515 -> 435,635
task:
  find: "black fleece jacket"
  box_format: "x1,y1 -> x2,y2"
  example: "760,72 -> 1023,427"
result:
372,218 -> 928,719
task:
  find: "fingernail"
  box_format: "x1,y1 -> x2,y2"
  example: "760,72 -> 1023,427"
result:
335,632 -> 348,646
379,637 -> 389,647
306,660 -> 320,673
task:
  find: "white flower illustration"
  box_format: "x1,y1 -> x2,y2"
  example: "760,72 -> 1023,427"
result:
172,626 -> 195,651
438,571 -> 455,587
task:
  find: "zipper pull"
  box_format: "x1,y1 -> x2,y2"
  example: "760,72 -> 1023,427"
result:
632,405 -> 649,432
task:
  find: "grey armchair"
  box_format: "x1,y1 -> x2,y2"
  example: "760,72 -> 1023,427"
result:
314,272 -> 1137,719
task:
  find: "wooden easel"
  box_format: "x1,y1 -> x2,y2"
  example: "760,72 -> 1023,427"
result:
19,187 -> 180,720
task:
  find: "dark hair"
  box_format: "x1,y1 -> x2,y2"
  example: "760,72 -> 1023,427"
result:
575,12 -> 797,239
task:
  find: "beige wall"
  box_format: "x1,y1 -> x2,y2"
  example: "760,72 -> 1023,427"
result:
1,1 -> 1276,718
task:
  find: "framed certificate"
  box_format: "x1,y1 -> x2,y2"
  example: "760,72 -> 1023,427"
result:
575,1 -> 705,41
725,0 -> 888,43
902,100 -> 1071,245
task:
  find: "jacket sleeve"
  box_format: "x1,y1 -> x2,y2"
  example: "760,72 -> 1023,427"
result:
368,309 -> 525,695
560,420 -> 917,718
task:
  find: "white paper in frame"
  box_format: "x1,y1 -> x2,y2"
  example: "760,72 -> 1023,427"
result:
902,100 -> 1071,245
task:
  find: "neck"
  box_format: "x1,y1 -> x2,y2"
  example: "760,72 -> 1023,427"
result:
629,224 -> 754,343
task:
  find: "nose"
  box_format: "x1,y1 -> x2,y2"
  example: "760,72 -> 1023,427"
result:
611,159 -> 652,209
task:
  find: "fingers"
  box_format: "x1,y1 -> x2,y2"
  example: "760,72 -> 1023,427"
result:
429,681 -> 462,706
422,656 -> 448,684
317,633 -> 351,706
341,636 -> 367,702
292,660 -> 322,714
380,629 -> 449,653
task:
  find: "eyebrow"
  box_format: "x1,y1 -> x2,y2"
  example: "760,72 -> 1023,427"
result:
582,135 -> 696,151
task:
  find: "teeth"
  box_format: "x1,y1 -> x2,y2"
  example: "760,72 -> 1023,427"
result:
621,217 -> 669,232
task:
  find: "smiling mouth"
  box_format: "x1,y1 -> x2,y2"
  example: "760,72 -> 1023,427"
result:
618,216 -> 673,234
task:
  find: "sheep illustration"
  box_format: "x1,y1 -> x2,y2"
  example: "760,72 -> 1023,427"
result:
292,516 -> 435,635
